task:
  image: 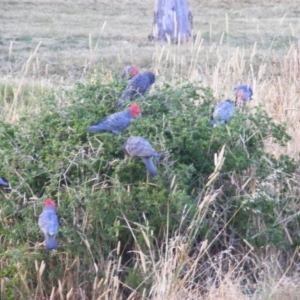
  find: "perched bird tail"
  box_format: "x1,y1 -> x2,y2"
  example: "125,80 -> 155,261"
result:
0,177 -> 9,187
45,235 -> 58,251
115,98 -> 122,108
88,124 -> 104,132
142,157 -> 157,177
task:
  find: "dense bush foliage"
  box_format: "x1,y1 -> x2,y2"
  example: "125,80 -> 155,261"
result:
0,75 -> 297,298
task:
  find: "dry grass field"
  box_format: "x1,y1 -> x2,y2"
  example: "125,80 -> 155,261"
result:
1,0 -> 300,299
1,0 -> 300,155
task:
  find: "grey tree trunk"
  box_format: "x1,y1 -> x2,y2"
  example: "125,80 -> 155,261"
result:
149,0 -> 193,44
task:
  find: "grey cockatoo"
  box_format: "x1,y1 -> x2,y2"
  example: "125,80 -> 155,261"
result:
234,84 -> 253,102
211,99 -> 235,126
38,198 -> 59,251
115,72 -> 156,108
123,136 -> 162,177
88,103 -> 141,134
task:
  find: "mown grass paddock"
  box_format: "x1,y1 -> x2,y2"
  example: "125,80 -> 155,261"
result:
1,1 -> 300,299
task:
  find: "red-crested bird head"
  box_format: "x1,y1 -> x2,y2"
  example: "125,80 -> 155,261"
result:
44,198 -> 56,209
121,66 -> 140,79
129,66 -> 139,78
130,103 -> 142,118
236,89 -> 244,101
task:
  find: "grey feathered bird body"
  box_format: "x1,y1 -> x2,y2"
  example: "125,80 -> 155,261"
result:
123,136 -> 161,177
88,108 -> 136,134
38,206 -> 59,251
211,99 -> 235,126
115,72 -> 155,107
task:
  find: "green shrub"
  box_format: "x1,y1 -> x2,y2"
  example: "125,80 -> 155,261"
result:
0,75 -> 297,296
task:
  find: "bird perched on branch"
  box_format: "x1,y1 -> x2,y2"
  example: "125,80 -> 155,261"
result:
123,136 -> 162,177
234,84 -> 253,103
38,198 -> 59,251
88,103 -> 141,134
121,66 -> 140,79
115,72 -> 155,108
211,99 -> 235,126
0,177 -> 9,187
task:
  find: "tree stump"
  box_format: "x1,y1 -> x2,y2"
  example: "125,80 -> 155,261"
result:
149,0 -> 193,44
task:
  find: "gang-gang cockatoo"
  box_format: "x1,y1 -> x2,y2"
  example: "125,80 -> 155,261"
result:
234,84 -> 253,103
88,103 -> 141,134
123,136 -> 162,177
211,99 -> 235,126
38,198 -> 59,251
115,72 -> 155,108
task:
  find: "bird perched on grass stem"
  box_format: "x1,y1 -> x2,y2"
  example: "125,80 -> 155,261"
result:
211,99 -> 235,126
88,103 -> 141,134
123,136 -> 162,177
234,84 -> 253,103
115,72 -> 155,108
121,66 -> 139,79
38,198 -> 59,251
